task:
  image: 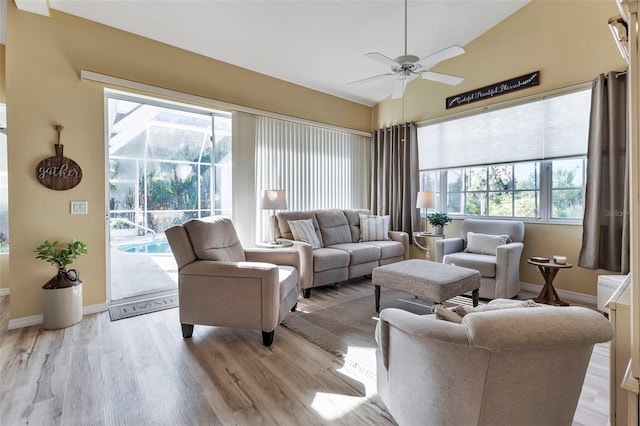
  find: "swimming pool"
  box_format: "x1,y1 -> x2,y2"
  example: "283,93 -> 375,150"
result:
118,238 -> 172,254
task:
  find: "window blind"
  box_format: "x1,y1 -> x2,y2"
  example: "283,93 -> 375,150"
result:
418,88 -> 592,170
255,116 -> 370,241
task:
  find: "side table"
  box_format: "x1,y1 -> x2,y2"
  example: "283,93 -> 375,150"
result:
413,232 -> 445,259
527,258 -> 572,306
256,239 -> 294,248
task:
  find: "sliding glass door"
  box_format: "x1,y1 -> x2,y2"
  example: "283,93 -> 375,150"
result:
106,91 -> 231,303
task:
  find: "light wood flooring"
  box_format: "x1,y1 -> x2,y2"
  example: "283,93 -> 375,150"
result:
0,282 -> 609,425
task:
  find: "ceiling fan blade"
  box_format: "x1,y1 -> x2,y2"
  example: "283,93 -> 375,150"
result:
365,52 -> 402,68
391,78 -> 406,99
419,71 -> 464,86
347,72 -> 396,86
416,45 -> 465,70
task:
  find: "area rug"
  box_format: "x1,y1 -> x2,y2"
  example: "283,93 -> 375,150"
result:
281,284 -> 478,380
108,292 -> 178,321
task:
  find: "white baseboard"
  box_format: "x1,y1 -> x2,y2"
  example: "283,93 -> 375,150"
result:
7,302 -> 109,330
0,287 -> 9,296
520,281 -> 597,308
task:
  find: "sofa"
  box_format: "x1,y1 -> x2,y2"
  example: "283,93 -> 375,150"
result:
375,300 -> 613,425
276,209 -> 409,297
435,218 -> 525,299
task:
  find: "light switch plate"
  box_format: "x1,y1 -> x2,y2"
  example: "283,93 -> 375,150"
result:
70,201 -> 88,215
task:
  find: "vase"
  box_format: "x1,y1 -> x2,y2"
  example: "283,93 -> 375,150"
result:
433,225 -> 444,235
42,268 -> 83,329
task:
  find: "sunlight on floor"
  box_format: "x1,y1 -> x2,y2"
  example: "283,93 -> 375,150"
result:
310,392 -> 368,421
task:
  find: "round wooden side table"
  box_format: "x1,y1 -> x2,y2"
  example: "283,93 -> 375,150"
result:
527,258 -> 572,306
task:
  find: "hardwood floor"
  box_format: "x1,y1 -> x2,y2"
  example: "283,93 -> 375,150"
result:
0,283 -> 609,425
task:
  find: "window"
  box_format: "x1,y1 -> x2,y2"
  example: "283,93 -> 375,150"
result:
107,91 -> 232,235
418,88 -> 591,222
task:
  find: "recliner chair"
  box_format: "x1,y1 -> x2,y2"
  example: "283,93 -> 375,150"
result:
435,218 -> 524,299
165,216 -> 300,346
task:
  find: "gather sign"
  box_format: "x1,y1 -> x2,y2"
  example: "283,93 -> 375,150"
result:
36,125 -> 83,191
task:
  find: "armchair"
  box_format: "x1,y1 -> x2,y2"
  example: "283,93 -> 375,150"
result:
165,216 -> 300,346
375,301 -> 613,426
435,218 -> 524,299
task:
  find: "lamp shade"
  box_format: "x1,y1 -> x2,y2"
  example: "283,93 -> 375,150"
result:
416,191 -> 436,209
260,189 -> 287,210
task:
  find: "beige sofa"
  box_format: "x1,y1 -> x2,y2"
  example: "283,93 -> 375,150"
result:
276,209 -> 409,297
376,300 -> 613,425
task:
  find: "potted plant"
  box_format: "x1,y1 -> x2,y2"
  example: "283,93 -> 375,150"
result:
35,240 -> 88,329
427,212 -> 452,235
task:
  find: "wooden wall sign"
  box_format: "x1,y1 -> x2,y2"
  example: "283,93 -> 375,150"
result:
446,71 -> 540,109
36,125 -> 83,191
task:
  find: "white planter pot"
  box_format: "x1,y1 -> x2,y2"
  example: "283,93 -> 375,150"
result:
42,284 -> 83,330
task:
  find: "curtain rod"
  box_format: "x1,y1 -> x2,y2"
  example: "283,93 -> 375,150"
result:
415,80 -> 593,127
80,70 -> 373,138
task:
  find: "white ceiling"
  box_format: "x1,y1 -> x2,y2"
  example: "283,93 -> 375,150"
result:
22,0 -> 530,106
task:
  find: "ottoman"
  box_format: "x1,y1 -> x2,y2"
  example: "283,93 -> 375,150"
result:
372,259 -> 481,312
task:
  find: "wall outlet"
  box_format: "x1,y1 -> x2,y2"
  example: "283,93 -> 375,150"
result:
70,201 -> 88,215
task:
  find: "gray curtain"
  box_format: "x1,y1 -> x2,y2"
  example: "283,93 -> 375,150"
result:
579,72 -> 629,273
370,123 -> 419,234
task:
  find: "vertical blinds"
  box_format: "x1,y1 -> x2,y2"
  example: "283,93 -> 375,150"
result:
418,88 -> 592,170
255,116 -> 370,240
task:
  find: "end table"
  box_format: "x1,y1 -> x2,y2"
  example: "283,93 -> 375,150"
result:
527,258 -> 572,306
413,232 -> 445,259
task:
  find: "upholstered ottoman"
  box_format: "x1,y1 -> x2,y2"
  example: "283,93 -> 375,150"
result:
372,259 -> 481,312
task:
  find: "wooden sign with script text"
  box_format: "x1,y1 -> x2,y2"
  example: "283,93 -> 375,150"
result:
446,71 -> 540,109
36,144 -> 83,190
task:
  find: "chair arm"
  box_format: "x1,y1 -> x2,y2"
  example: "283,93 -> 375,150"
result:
435,237 -> 464,263
376,308 -> 469,369
181,260 -> 279,281
286,241 -> 313,290
245,248 -> 300,270
388,231 -> 410,259
494,242 -> 524,296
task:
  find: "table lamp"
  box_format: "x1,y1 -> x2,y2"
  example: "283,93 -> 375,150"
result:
416,191 -> 436,234
260,189 -> 287,245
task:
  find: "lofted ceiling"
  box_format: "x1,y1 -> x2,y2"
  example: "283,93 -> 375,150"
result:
15,0 -> 530,106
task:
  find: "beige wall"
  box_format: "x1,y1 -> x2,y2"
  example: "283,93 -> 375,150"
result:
5,5 -> 371,320
380,0 -> 627,297
0,43 -> 5,102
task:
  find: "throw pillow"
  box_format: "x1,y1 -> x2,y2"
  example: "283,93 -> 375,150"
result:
464,232 -> 511,255
455,299 -> 540,316
432,305 -> 464,323
288,219 -> 321,249
359,214 -> 391,242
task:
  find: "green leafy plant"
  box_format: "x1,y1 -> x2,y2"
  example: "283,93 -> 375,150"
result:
427,212 -> 452,227
35,240 -> 88,270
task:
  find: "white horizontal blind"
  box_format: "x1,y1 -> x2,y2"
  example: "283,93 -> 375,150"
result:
418,88 -> 592,170
255,116 -> 370,240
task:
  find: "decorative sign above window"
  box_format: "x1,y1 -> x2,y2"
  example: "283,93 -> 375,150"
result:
445,71 -> 540,109
36,124 -> 83,191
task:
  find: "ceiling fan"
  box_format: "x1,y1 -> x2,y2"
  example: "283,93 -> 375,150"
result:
348,0 -> 465,99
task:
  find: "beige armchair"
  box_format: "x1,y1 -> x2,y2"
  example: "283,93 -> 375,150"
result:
165,216 -> 300,346
435,218 -> 525,299
375,301 -> 613,426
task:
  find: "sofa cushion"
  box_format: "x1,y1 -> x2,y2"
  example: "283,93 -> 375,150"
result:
183,217 -> 246,262
312,247 -> 351,272
359,214 -> 391,242
328,243 -> 380,265
464,231 -> 510,255
288,219 -> 321,249
343,209 -> 372,242
365,240 -> 405,259
316,210 -> 352,246
443,252 -> 496,278
276,211 -> 322,245
278,265 -> 299,300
